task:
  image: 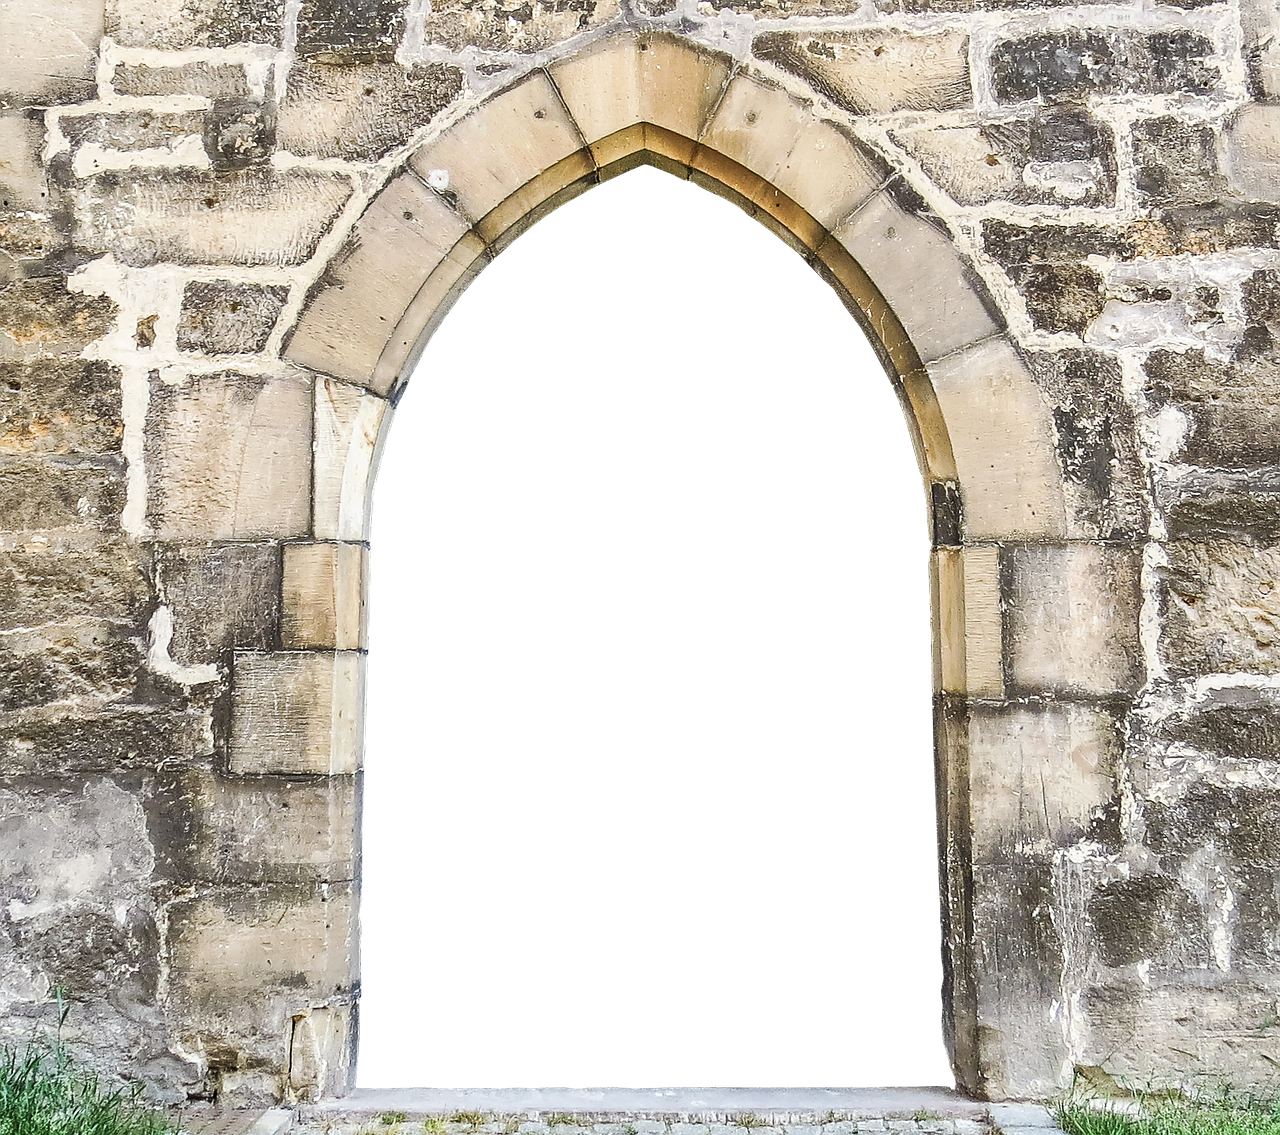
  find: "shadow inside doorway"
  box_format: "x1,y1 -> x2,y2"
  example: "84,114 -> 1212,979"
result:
359,167 -> 946,1094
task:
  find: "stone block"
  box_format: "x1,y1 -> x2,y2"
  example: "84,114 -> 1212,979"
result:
0,280 -> 117,362
1159,540 -> 1280,676
1004,542 -> 1142,695
409,71 -> 584,227
0,111 -> 47,210
0,459 -> 124,532
1154,686 -> 1280,761
890,110 -> 1115,208
991,31 -> 1219,104
699,73 -> 883,235
177,280 -> 289,355
155,542 -> 282,665
754,29 -> 971,116
0,0 -> 103,106
111,60 -> 251,100
282,542 -> 366,650
284,171 -> 471,390
0,544 -> 150,634
106,0 -> 285,48
312,378 -> 386,541
0,620 -> 143,710
834,189 -> 999,365
1132,116 -> 1224,205
549,34 -> 732,158
277,61 -> 463,162
288,1004 -> 354,1100
936,545 -> 1003,697
417,0 -> 619,52
229,650 -> 364,775
176,768 -> 358,883
146,369 -> 311,540
61,109 -> 204,152
0,359 -> 122,456
926,338 -> 1067,539
203,97 -> 275,171
1087,873 -> 1208,969
1225,103 -> 1280,202
966,702 -> 1120,862
1161,468 -> 1280,543
297,0 -> 406,61
73,168 -> 352,268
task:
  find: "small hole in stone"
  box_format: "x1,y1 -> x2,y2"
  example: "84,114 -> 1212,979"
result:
534,109 -> 546,119
404,210 -> 414,221
365,87 -> 376,95
204,196 -> 218,208
745,111 -> 758,124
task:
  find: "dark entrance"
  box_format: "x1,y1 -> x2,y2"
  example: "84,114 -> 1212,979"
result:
355,166 -> 947,1085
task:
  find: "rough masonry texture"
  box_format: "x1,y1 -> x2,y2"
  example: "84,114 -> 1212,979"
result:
3,0 -> 1280,1111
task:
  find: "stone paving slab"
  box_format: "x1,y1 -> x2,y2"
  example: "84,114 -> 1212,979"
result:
179,1108 -> 293,1135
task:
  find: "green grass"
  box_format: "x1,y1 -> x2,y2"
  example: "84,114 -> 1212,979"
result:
1057,1095 -> 1280,1135
0,1032 -> 176,1135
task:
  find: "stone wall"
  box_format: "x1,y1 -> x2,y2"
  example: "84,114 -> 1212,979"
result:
3,0 -> 1280,1109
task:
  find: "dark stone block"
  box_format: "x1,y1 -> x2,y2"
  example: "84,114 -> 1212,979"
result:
112,61 -> 251,100
991,30 -> 1218,104
177,281 -> 289,354
297,0 -> 407,61
1162,468 -> 1280,541
1132,116 -> 1225,204
1008,261 -> 1104,334
203,98 -> 275,171
106,0 -> 285,48
1087,874 -> 1209,968
1179,403 -> 1280,466
983,220 -> 1137,263
0,359 -> 122,456
0,458 -> 125,530
155,543 -> 282,665
0,278 -> 117,360
0,705 -> 212,776
1159,688 -> 1280,761
0,544 -> 151,634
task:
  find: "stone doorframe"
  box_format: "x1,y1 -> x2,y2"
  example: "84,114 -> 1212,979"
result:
208,30 -> 1125,1105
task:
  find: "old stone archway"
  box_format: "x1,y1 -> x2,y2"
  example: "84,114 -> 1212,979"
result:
355,163 -> 947,1089
4,0 -> 1280,1112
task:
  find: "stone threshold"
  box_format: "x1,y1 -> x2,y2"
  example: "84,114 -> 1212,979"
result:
295,1089 -> 1066,1134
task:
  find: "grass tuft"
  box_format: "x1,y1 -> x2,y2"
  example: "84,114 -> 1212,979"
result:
1057,1094 -> 1280,1135
0,1032 -> 176,1135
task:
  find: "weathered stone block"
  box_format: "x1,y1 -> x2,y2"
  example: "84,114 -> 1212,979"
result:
285,171 -> 471,390
0,111 -> 48,211
1132,116 -> 1224,205
296,0 -> 406,61
1224,104 -> 1280,202
146,369 -> 311,540
0,0 -> 103,106
177,280 -> 289,355
1159,541 -> 1280,676
927,338 -> 1067,539
890,110 -> 1115,208
1161,469 -> 1280,543
834,188 -> 999,364
155,542 -> 282,665
0,619 -> 144,711
312,379 -> 386,541
1154,686 -> 1280,761
282,542 -> 366,650
204,98 -> 275,171
1004,542 -> 1142,695
0,359 -> 122,455
754,29 -> 971,116
106,0 -> 285,48
0,544 -> 150,634
935,545 -> 1003,697
417,0 -> 618,52
229,650 -> 364,775
288,1004 -> 353,1100
991,31 -> 1219,104
277,61 -> 463,162
175,768 -> 358,883
1088,874 -> 1210,969
74,168 -> 352,268
966,702 -> 1120,863
0,459 -> 124,531
0,280 -> 117,362
61,110 -> 205,152
111,60 -> 251,100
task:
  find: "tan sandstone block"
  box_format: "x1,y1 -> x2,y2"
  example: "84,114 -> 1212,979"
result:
314,378 -> 387,541
409,71 -> 582,225
285,171 -> 468,389
282,542 -> 367,650
549,34 -> 732,164
967,702 -> 1120,862
147,369 -> 311,540
230,650 -> 365,775
834,190 -> 1000,366
289,1004 -> 354,1100
927,338 -> 1068,540
935,546 -> 1003,698
1005,543 -> 1143,696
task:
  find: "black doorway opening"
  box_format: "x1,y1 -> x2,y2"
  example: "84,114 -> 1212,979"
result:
355,166 -> 947,1085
